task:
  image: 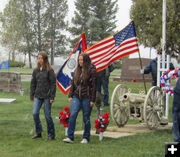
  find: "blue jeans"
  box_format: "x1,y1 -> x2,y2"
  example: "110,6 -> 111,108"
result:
33,98 -> 55,138
68,97 -> 92,141
97,76 -> 109,106
172,93 -> 180,142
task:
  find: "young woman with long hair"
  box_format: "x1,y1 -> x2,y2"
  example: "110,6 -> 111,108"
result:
30,51 -> 56,140
63,53 -> 97,144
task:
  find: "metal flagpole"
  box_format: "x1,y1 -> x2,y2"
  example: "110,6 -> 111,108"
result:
162,0 -> 169,121
138,50 -> 147,94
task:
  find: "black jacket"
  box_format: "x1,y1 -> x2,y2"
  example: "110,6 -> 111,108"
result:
144,58 -> 174,86
174,76 -> 180,95
30,68 -> 56,100
68,64 -> 97,102
97,63 -> 115,78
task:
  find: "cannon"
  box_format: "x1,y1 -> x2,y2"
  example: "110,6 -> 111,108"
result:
110,84 -> 166,130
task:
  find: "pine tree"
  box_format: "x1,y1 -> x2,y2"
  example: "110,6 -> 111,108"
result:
69,0 -> 118,47
42,0 -> 68,59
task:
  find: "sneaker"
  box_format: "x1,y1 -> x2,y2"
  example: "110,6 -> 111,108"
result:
63,137 -> 73,143
80,138 -> 88,144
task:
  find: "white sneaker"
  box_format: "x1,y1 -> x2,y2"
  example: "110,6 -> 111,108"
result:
80,138 -> 88,144
63,137 -> 73,143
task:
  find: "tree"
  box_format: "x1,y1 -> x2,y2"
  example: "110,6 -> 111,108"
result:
130,0 -> 180,55
69,0 -> 118,47
42,0 -> 68,64
0,0 -> 24,61
0,0 -> 69,67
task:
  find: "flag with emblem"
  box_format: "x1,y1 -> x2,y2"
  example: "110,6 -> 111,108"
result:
56,33 -> 87,94
0,61 -> 9,69
85,21 -> 139,71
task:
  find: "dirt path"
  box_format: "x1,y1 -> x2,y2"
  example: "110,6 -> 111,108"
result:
75,123 -> 172,138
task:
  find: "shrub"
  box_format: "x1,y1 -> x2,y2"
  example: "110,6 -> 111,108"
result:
9,60 -> 25,67
113,60 -> 122,69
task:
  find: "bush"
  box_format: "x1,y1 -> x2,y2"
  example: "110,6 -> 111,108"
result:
113,60 -> 122,69
9,60 -> 25,67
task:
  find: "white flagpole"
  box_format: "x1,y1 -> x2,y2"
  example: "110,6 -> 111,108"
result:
162,0 -> 169,120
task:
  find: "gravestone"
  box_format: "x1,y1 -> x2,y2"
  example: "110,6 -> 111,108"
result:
0,72 -> 21,93
0,98 -> 16,103
117,58 -> 152,82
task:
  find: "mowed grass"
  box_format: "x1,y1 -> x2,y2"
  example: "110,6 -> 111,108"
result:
0,67 -> 33,74
0,80 -> 174,157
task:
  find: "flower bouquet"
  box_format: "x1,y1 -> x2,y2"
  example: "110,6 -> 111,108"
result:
57,106 -> 71,136
94,112 -> 110,141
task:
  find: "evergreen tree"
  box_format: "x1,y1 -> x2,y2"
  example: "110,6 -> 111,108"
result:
42,0 -> 68,59
69,0 -> 118,47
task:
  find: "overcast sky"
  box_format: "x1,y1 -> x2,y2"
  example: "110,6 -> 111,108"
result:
0,0 -> 156,60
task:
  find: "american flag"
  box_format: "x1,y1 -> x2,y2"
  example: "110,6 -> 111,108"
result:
85,21 -> 139,71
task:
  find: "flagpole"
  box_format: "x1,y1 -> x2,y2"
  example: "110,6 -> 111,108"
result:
138,50 -> 147,94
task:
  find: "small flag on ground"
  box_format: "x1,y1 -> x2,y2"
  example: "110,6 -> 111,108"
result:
0,61 -> 9,69
56,33 -> 87,94
85,21 -> 139,72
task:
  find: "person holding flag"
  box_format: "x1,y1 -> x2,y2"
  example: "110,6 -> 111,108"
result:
63,53 -> 97,144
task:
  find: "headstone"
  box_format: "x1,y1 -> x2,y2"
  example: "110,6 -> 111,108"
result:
0,72 -> 21,93
0,98 -> 16,103
115,58 -> 152,82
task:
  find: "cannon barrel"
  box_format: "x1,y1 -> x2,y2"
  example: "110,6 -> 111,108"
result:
123,93 -> 146,104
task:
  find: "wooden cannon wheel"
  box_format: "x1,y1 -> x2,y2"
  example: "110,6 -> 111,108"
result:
144,86 -> 165,130
110,84 -> 129,127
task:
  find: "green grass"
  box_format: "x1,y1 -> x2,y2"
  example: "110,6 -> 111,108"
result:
0,67 -> 33,74
0,81 -> 174,157
110,69 -> 121,77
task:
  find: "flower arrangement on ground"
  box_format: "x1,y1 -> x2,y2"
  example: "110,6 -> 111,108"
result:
57,106 -> 71,136
94,112 -> 110,141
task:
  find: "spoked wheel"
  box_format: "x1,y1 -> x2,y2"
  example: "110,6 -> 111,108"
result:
110,84 -> 129,127
144,86 -> 165,130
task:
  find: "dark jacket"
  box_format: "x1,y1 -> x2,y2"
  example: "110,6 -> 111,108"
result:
144,58 -> 174,86
97,63 -> 115,78
68,64 -> 97,102
30,68 -> 56,100
174,75 -> 180,95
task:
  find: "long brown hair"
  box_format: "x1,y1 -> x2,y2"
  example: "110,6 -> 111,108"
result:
36,51 -> 51,71
74,53 -> 91,85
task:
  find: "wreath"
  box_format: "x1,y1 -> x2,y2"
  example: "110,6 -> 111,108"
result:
160,70 -> 179,96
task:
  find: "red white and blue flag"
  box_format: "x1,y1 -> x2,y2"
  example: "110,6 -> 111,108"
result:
56,33 -> 87,94
85,21 -> 139,72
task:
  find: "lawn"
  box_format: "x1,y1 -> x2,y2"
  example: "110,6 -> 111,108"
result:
0,80 -> 174,157
0,67 -> 33,75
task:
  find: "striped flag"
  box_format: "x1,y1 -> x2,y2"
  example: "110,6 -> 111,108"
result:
85,21 -> 139,71
56,33 -> 87,94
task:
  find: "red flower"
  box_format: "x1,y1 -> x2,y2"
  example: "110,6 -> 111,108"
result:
64,106 -> 70,112
59,111 -> 63,116
99,128 -> 105,132
94,112 -> 110,132
103,119 -> 109,124
58,106 -> 71,128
